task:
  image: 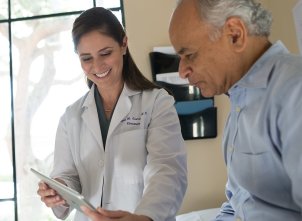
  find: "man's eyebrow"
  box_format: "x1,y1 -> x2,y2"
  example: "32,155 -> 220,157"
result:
177,47 -> 188,55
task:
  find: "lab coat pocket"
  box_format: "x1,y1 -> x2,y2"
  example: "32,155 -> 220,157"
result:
111,129 -> 147,181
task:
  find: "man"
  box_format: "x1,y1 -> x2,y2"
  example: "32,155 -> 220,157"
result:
169,0 -> 302,220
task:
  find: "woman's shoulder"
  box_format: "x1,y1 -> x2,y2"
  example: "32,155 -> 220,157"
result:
136,87 -> 175,112
125,82 -> 171,99
138,87 -> 174,103
62,89 -> 91,117
140,87 -> 170,97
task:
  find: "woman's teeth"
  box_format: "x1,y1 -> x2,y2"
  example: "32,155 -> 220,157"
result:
96,69 -> 110,78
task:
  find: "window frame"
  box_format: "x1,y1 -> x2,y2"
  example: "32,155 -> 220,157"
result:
0,1 -> 125,220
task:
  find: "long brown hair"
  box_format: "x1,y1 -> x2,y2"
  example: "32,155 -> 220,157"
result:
72,7 -> 160,91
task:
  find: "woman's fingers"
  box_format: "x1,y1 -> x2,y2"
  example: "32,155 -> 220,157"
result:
37,181 -> 66,207
81,206 -> 108,221
96,208 -> 127,218
41,194 -> 66,207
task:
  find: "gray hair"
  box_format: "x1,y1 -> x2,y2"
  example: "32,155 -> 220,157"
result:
178,0 -> 272,40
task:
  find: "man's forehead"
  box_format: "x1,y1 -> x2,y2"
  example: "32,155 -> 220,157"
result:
171,0 -> 199,23
169,0 -> 210,52
169,0 -> 203,37
169,20 -> 206,53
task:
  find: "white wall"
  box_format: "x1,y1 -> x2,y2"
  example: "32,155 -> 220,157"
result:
123,0 -> 299,215
123,0 -> 228,214
260,0 -> 299,53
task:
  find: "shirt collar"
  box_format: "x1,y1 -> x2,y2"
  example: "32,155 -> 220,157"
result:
229,41 -> 289,93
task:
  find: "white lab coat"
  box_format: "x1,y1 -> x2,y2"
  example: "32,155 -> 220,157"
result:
50,84 -> 187,221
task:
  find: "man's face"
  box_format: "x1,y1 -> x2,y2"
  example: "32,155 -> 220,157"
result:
169,0 -> 239,97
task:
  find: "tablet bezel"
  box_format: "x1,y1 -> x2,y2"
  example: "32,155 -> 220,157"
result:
31,168 -> 96,213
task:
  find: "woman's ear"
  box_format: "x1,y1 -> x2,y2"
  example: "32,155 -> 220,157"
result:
122,36 -> 128,54
224,17 -> 247,52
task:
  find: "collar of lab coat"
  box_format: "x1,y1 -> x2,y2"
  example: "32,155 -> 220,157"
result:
82,83 -> 141,109
81,83 -> 141,148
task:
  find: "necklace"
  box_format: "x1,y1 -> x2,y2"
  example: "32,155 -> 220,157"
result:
104,109 -> 112,112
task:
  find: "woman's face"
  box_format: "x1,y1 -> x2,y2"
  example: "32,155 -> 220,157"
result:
77,30 -> 127,90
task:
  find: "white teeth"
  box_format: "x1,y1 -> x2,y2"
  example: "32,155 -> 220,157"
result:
96,69 -> 110,78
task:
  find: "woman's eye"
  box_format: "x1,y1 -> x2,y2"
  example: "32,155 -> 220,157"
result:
100,51 -> 112,56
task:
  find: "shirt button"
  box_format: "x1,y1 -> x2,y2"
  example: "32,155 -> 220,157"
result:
236,218 -> 241,221
228,146 -> 234,152
236,107 -> 241,112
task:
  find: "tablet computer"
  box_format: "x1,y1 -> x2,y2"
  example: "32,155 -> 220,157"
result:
30,168 -> 96,213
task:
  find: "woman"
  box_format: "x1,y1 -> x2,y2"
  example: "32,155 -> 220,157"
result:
37,7 -> 187,221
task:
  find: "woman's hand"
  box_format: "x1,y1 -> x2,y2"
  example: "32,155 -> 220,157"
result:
37,179 -> 68,208
81,206 -> 152,221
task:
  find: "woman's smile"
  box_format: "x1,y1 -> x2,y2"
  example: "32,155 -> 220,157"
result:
95,68 -> 111,78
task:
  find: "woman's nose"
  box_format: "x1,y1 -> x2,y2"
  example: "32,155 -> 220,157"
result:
90,58 -> 103,74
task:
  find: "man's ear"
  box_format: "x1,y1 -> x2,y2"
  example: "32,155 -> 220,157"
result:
224,17 -> 247,52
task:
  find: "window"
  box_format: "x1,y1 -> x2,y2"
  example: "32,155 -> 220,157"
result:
0,1 -> 124,220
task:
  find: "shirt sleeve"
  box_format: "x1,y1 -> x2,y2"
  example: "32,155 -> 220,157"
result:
212,181 -> 235,221
50,110 -> 81,219
134,89 -> 188,221
279,80 -> 302,210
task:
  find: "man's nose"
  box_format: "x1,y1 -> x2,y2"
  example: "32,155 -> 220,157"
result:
178,59 -> 191,79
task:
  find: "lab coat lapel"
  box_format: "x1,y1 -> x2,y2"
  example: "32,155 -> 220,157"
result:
81,85 -> 104,150
107,84 -> 137,138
